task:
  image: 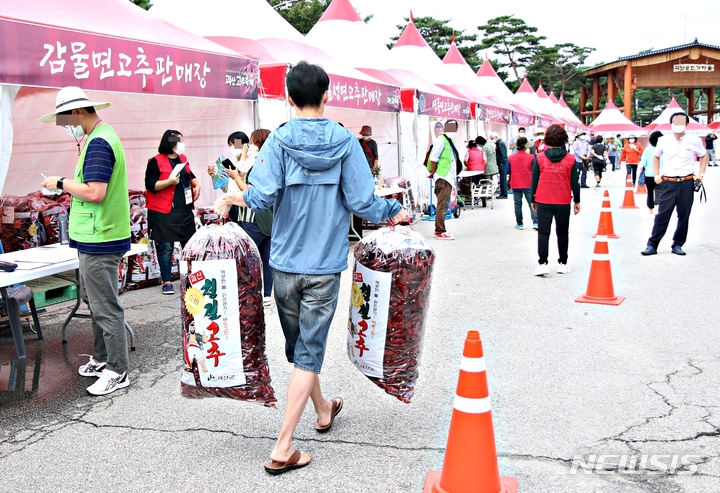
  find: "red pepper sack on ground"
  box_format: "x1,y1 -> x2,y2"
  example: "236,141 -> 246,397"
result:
180,222 -> 276,407
348,226 -> 435,403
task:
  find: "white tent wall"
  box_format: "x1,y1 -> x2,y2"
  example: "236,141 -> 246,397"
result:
6,87 -> 254,206
257,98 -> 294,133
0,85 -> 20,194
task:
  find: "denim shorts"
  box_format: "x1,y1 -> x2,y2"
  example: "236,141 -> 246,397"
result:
272,269 -> 341,373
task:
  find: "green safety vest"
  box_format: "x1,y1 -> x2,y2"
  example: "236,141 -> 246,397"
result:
68,124 -> 131,243
426,137 -> 454,178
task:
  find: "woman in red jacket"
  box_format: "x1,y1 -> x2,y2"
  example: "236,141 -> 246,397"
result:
145,130 -> 200,295
508,137 -> 537,230
619,134 -> 644,186
531,125 -> 581,276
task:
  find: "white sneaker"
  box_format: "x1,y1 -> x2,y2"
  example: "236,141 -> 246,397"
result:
434,232 -> 455,240
78,355 -> 106,377
86,370 -> 130,396
263,296 -> 273,308
557,264 -> 571,274
534,263 -> 549,276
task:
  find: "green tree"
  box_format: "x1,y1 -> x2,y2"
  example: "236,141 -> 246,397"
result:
525,43 -> 594,96
388,16 -> 483,72
130,0 -> 152,10
478,15 -> 546,80
268,0 -> 372,35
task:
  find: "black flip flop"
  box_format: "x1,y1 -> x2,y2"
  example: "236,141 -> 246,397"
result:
264,450 -> 312,475
315,396 -> 343,433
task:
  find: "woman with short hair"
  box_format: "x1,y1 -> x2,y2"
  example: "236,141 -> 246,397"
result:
145,130 -> 200,295
531,125 -> 581,276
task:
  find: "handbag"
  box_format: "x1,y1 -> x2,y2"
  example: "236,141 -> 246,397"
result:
638,167 -> 646,187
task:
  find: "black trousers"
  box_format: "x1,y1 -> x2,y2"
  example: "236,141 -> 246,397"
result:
537,203 -> 571,264
626,164 -> 639,185
647,179 -> 694,249
498,163 -> 508,196
576,159 -> 589,186
646,177 -> 658,209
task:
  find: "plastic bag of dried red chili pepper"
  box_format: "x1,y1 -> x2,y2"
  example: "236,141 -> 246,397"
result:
180,222 -> 276,407
348,225 -> 435,403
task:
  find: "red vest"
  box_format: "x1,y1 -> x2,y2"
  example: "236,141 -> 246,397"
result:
465,147 -> 485,172
534,151 -> 575,204
508,152 -> 534,189
146,153 -> 190,214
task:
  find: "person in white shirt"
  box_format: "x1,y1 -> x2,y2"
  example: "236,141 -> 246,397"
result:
641,112 -> 708,256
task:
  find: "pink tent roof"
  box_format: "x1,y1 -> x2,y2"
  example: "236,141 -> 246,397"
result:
443,42 -> 467,65
588,101 -> 645,135
477,59 -> 498,77
557,95 -> 586,128
393,20 -> 430,49
644,96 -> 711,135
317,0 -> 363,22
514,79 -> 557,127
0,0 -> 258,100
151,0 -> 401,112
536,86 -> 573,125
305,0 -> 470,118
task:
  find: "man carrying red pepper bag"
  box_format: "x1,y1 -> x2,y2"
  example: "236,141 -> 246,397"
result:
214,61 -> 408,475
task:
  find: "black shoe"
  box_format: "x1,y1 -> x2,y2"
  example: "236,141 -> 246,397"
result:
641,246 -> 657,256
581,185 -> 590,188
496,195 -> 508,199
671,245 -> 686,256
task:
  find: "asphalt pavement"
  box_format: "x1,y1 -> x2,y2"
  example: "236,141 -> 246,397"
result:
1,165 -> 719,492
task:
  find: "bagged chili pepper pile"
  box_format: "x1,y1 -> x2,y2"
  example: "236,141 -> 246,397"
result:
180,222 -> 276,407
348,225 -> 435,403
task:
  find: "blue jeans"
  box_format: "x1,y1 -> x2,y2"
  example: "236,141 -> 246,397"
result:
513,189 -> 537,225
272,270 -> 341,373
239,221 -> 272,297
156,241 -> 175,283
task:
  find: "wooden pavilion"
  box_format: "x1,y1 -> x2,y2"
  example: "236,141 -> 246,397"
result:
582,39 -> 720,124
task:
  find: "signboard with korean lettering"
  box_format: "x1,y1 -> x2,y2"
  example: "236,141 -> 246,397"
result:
327,74 -> 400,113
347,262 -> 392,378
182,259 -> 245,387
477,104 -> 511,124
417,91 -> 472,120
512,110 -> 535,127
673,64 -> 714,72
0,19 -> 258,100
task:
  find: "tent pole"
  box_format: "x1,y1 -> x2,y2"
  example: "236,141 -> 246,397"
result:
253,100 -> 260,130
396,111 -> 402,177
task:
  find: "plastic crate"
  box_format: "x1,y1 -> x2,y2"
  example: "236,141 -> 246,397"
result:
24,276 -> 77,308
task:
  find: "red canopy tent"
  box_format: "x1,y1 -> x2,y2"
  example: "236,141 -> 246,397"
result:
0,0 -> 258,203
150,0 -> 403,175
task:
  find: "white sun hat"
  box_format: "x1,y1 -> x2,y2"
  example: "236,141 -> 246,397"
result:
39,86 -> 110,123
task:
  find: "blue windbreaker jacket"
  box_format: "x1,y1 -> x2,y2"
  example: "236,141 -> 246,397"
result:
243,118 -> 402,274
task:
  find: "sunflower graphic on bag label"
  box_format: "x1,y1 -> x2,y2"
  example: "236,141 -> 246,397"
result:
347,261 -> 391,378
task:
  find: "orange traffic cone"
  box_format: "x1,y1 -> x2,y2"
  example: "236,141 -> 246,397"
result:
619,174 -> 638,209
636,182 -> 647,194
576,224 -> 625,306
423,331 -> 518,493
592,190 -> 619,239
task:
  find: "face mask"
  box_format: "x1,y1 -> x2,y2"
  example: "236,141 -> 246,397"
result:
362,135 -> 371,140
445,132 -> 457,138
518,132 -> 525,137
229,146 -> 243,157
175,142 -> 186,154
671,124 -> 686,134
65,125 -> 84,138
629,139 -> 635,143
